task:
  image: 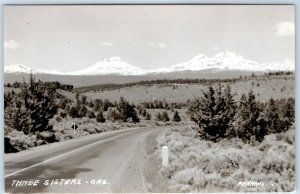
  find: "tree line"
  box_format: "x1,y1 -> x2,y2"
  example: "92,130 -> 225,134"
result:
75,71 -> 294,93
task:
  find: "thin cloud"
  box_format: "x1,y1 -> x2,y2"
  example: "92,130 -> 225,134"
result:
274,21 -> 295,37
169,41 -> 178,45
4,40 -> 22,50
147,42 -> 167,48
212,46 -> 219,51
131,43 -> 138,47
100,42 -> 114,47
158,43 -> 167,48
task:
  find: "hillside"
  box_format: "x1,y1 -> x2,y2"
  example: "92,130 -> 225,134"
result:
82,74 -> 294,103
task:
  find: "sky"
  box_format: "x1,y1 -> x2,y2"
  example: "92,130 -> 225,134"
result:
4,5 -> 295,72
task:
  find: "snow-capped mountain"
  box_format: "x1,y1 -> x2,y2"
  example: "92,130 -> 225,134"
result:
67,57 -> 146,75
4,52 -> 294,76
4,64 -> 65,75
151,52 -> 294,73
4,64 -> 33,74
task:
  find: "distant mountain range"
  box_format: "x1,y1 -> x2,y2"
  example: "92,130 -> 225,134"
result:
4,52 -> 294,76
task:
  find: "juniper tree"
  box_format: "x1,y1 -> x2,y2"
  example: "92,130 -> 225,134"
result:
96,111 -> 106,123
93,99 -> 102,111
145,112 -> 152,120
234,90 -> 267,142
172,110 -> 181,122
78,105 -> 88,118
87,110 -> 96,119
116,97 -> 139,123
155,112 -> 162,121
14,74 -> 58,134
265,98 -> 283,133
188,84 -> 236,142
161,111 -> 170,122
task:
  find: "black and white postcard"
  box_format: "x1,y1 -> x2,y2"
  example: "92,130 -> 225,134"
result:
3,5 -> 295,193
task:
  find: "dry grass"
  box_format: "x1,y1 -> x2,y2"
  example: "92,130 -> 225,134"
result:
156,126 -> 295,192
83,76 -> 294,103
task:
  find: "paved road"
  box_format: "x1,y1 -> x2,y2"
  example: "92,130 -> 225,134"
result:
5,126 -> 169,193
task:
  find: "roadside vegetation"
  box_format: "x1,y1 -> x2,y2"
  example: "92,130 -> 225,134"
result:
4,69 -> 294,171
156,83 -> 294,192
4,75 -> 187,153
156,126 -> 294,192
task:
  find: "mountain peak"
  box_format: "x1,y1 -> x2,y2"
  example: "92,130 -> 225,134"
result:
5,52 -> 294,76
67,56 -> 146,75
4,64 -> 32,74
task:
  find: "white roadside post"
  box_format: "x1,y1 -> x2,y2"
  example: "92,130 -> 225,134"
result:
162,146 -> 169,167
73,123 -> 76,134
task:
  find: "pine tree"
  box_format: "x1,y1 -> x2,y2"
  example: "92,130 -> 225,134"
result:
172,110 -> 181,122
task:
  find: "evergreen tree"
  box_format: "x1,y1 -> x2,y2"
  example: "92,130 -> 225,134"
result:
69,106 -> 79,118
145,112 -> 152,120
116,97 -> 139,123
161,111 -> 170,122
188,84 -> 237,141
96,111 -> 106,123
234,90 -> 266,142
172,110 -> 181,122
265,98 -> 283,133
14,74 -> 58,134
81,95 -> 87,105
155,112 -> 162,121
87,110 -> 95,119
93,99 -> 102,111
78,105 -> 88,118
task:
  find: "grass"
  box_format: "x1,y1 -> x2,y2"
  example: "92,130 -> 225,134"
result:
83,75 -> 294,103
156,126 -> 295,192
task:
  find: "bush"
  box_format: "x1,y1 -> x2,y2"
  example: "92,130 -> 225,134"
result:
107,108 -> 119,122
145,112 -> 152,120
87,110 -> 96,119
137,105 -> 147,117
96,111 -> 106,123
156,111 -> 169,122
